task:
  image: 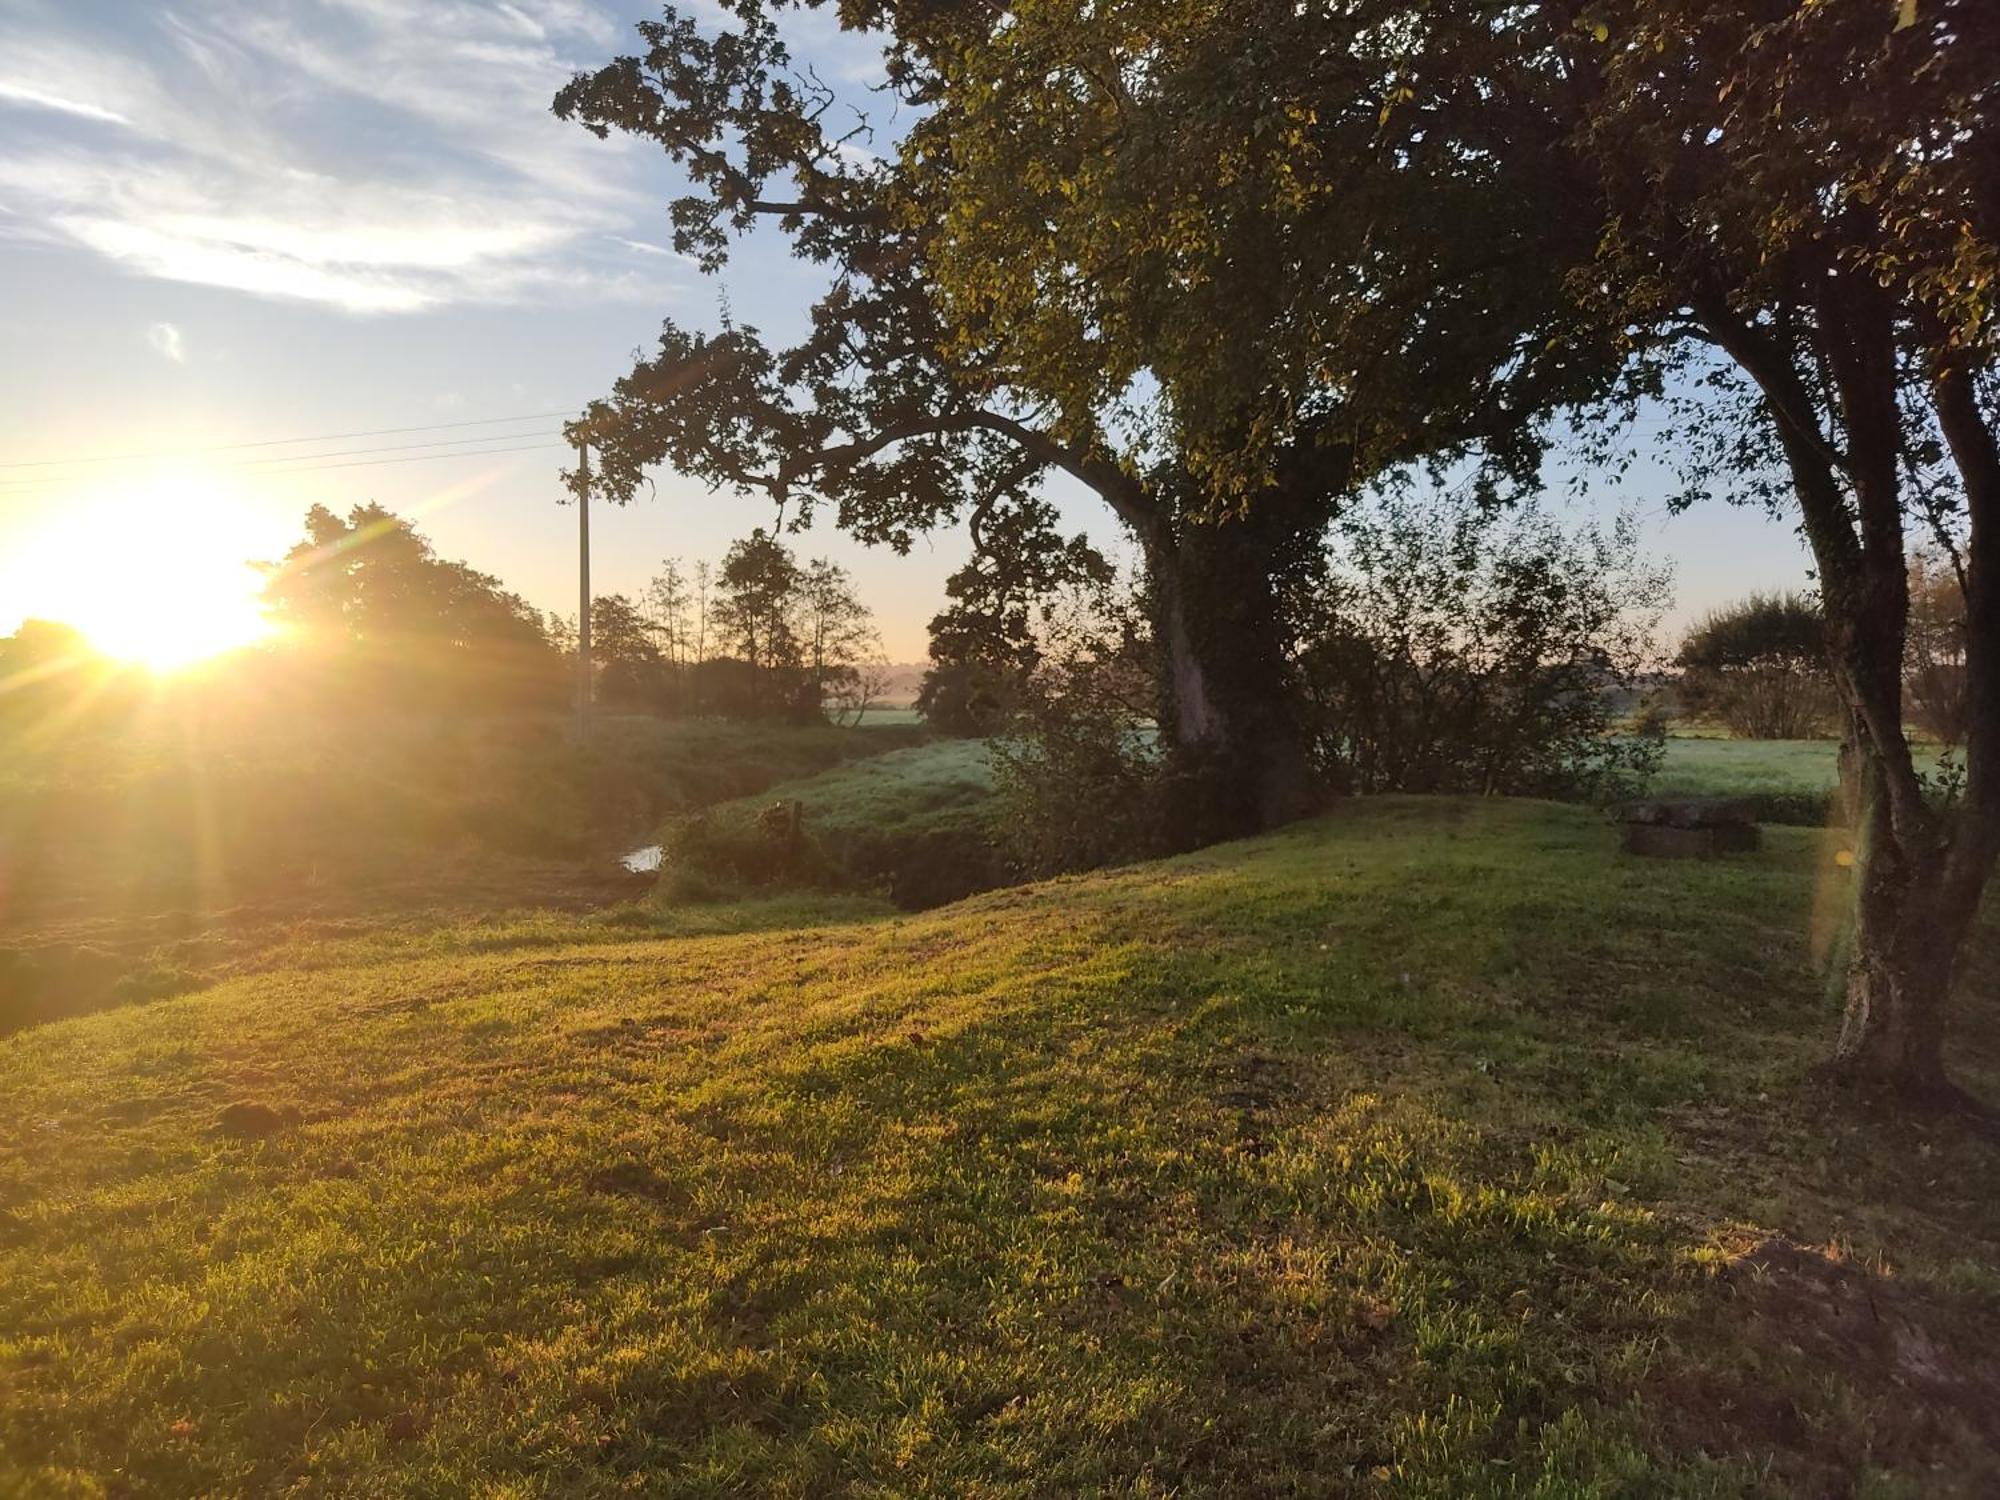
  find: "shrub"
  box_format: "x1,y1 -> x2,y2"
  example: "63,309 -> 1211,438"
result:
989,582 -> 1166,878
1296,491 -> 1670,801
658,800 -> 826,898
1677,592 -> 1838,739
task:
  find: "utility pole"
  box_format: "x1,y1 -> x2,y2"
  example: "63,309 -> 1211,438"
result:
574,432 -> 593,736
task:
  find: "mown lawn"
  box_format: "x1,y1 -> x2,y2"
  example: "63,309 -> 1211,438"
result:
1651,738 -> 1841,824
3,799 -> 1997,1496
1650,736 -> 1957,826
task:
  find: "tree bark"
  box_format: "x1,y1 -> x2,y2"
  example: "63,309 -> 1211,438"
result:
1831,741 -> 1958,1097
1143,511 -> 1320,841
1694,285 -> 1989,1101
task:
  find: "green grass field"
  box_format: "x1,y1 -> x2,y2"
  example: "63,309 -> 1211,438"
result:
5,798 -> 1997,1495
656,739 -> 998,905
1651,736 -> 1957,826
1652,738 -> 1841,824
687,737 -> 995,841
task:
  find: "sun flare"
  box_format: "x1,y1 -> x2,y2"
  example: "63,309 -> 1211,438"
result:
10,480 -> 276,672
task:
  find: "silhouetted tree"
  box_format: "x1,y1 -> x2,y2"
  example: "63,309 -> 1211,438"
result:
710,530 -> 806,719
262,504 -> 560,712
589,593 -> 666,710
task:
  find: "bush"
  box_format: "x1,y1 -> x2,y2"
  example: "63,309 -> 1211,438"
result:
987,491 -> 1671,880
1296,491 -> 1669,801
989,583 -> 1166,878
1677,592 -> 1838,739
659,800 -> 825,898
991,695 -> 1164,879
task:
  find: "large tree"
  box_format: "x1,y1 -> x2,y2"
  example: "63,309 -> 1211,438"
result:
1569,0 -> 1999,1099
553,0 -> 1620,835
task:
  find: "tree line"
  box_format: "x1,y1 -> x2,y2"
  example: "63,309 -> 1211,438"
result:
0,503 -> 885,731
583,528 -> 885,722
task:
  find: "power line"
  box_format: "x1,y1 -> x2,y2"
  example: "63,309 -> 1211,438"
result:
235,429 -> 563,467
0,409 -> 578,472
256,440 -> 567,476
0,439 -> 569,495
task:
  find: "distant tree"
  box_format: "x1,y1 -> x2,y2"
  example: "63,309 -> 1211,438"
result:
644,559 -> 693,671
826,661 -> 890,728
589,593 -> 666,711
1677,594 -> 1837,741
262,503 -> 560,712
1905,551 -> 1968,746
798,557 -> 879,719
710,530 -> 807,719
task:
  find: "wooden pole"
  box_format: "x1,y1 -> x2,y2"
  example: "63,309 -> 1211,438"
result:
575,435 -> 593,735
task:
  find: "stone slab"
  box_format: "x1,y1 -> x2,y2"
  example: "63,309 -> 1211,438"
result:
1616,796 -> 1758,830
1619,821 -> 1761,858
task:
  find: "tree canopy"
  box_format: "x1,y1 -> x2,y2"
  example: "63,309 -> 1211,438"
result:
554,0 -> 1630,829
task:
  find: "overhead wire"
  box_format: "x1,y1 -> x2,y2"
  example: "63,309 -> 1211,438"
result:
0,410 -> 577,471
0,411 -> 579,497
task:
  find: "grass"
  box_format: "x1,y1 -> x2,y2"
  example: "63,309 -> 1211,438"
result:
4,797 -> 1998,1495
658,739 -> 998,905
0,714 -> 926,1032
678,738 -> 995,844
1652,738 -> 1842,825
1652,735 -> 1956,826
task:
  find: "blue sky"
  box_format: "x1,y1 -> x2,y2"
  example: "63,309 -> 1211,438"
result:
0,0 -> 1812,660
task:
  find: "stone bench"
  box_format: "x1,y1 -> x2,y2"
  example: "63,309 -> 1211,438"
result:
1616,796 -> 1760,859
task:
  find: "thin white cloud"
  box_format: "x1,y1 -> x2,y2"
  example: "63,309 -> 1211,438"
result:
0,80 -> 132,126
0,2 -> 686,314
146,321 -> 186,362
607,235 -> 700,266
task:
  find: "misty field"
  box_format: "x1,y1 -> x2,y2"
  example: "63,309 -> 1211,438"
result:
4,799 -> 1997,1496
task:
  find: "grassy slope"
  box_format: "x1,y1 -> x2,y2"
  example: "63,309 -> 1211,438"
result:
4,799 -> 1999,1496
1,716 -> 925,1031
659,740 -> 998,902
683,739 -> 996,842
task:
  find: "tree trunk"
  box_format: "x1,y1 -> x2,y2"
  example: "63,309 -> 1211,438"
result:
1834,760 -> 1956,1095
1144,514 -> 1320,841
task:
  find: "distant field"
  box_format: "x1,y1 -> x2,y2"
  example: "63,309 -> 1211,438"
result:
1653,737 -> 1839,823
1653,736 -> 1953,825
5,798 -> 1996,1494
852,703 -> 925,726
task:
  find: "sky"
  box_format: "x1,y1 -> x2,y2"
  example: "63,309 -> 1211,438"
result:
0,0 -> 1814,663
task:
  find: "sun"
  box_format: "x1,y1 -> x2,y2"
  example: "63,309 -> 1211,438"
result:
11,480 -> 277,672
